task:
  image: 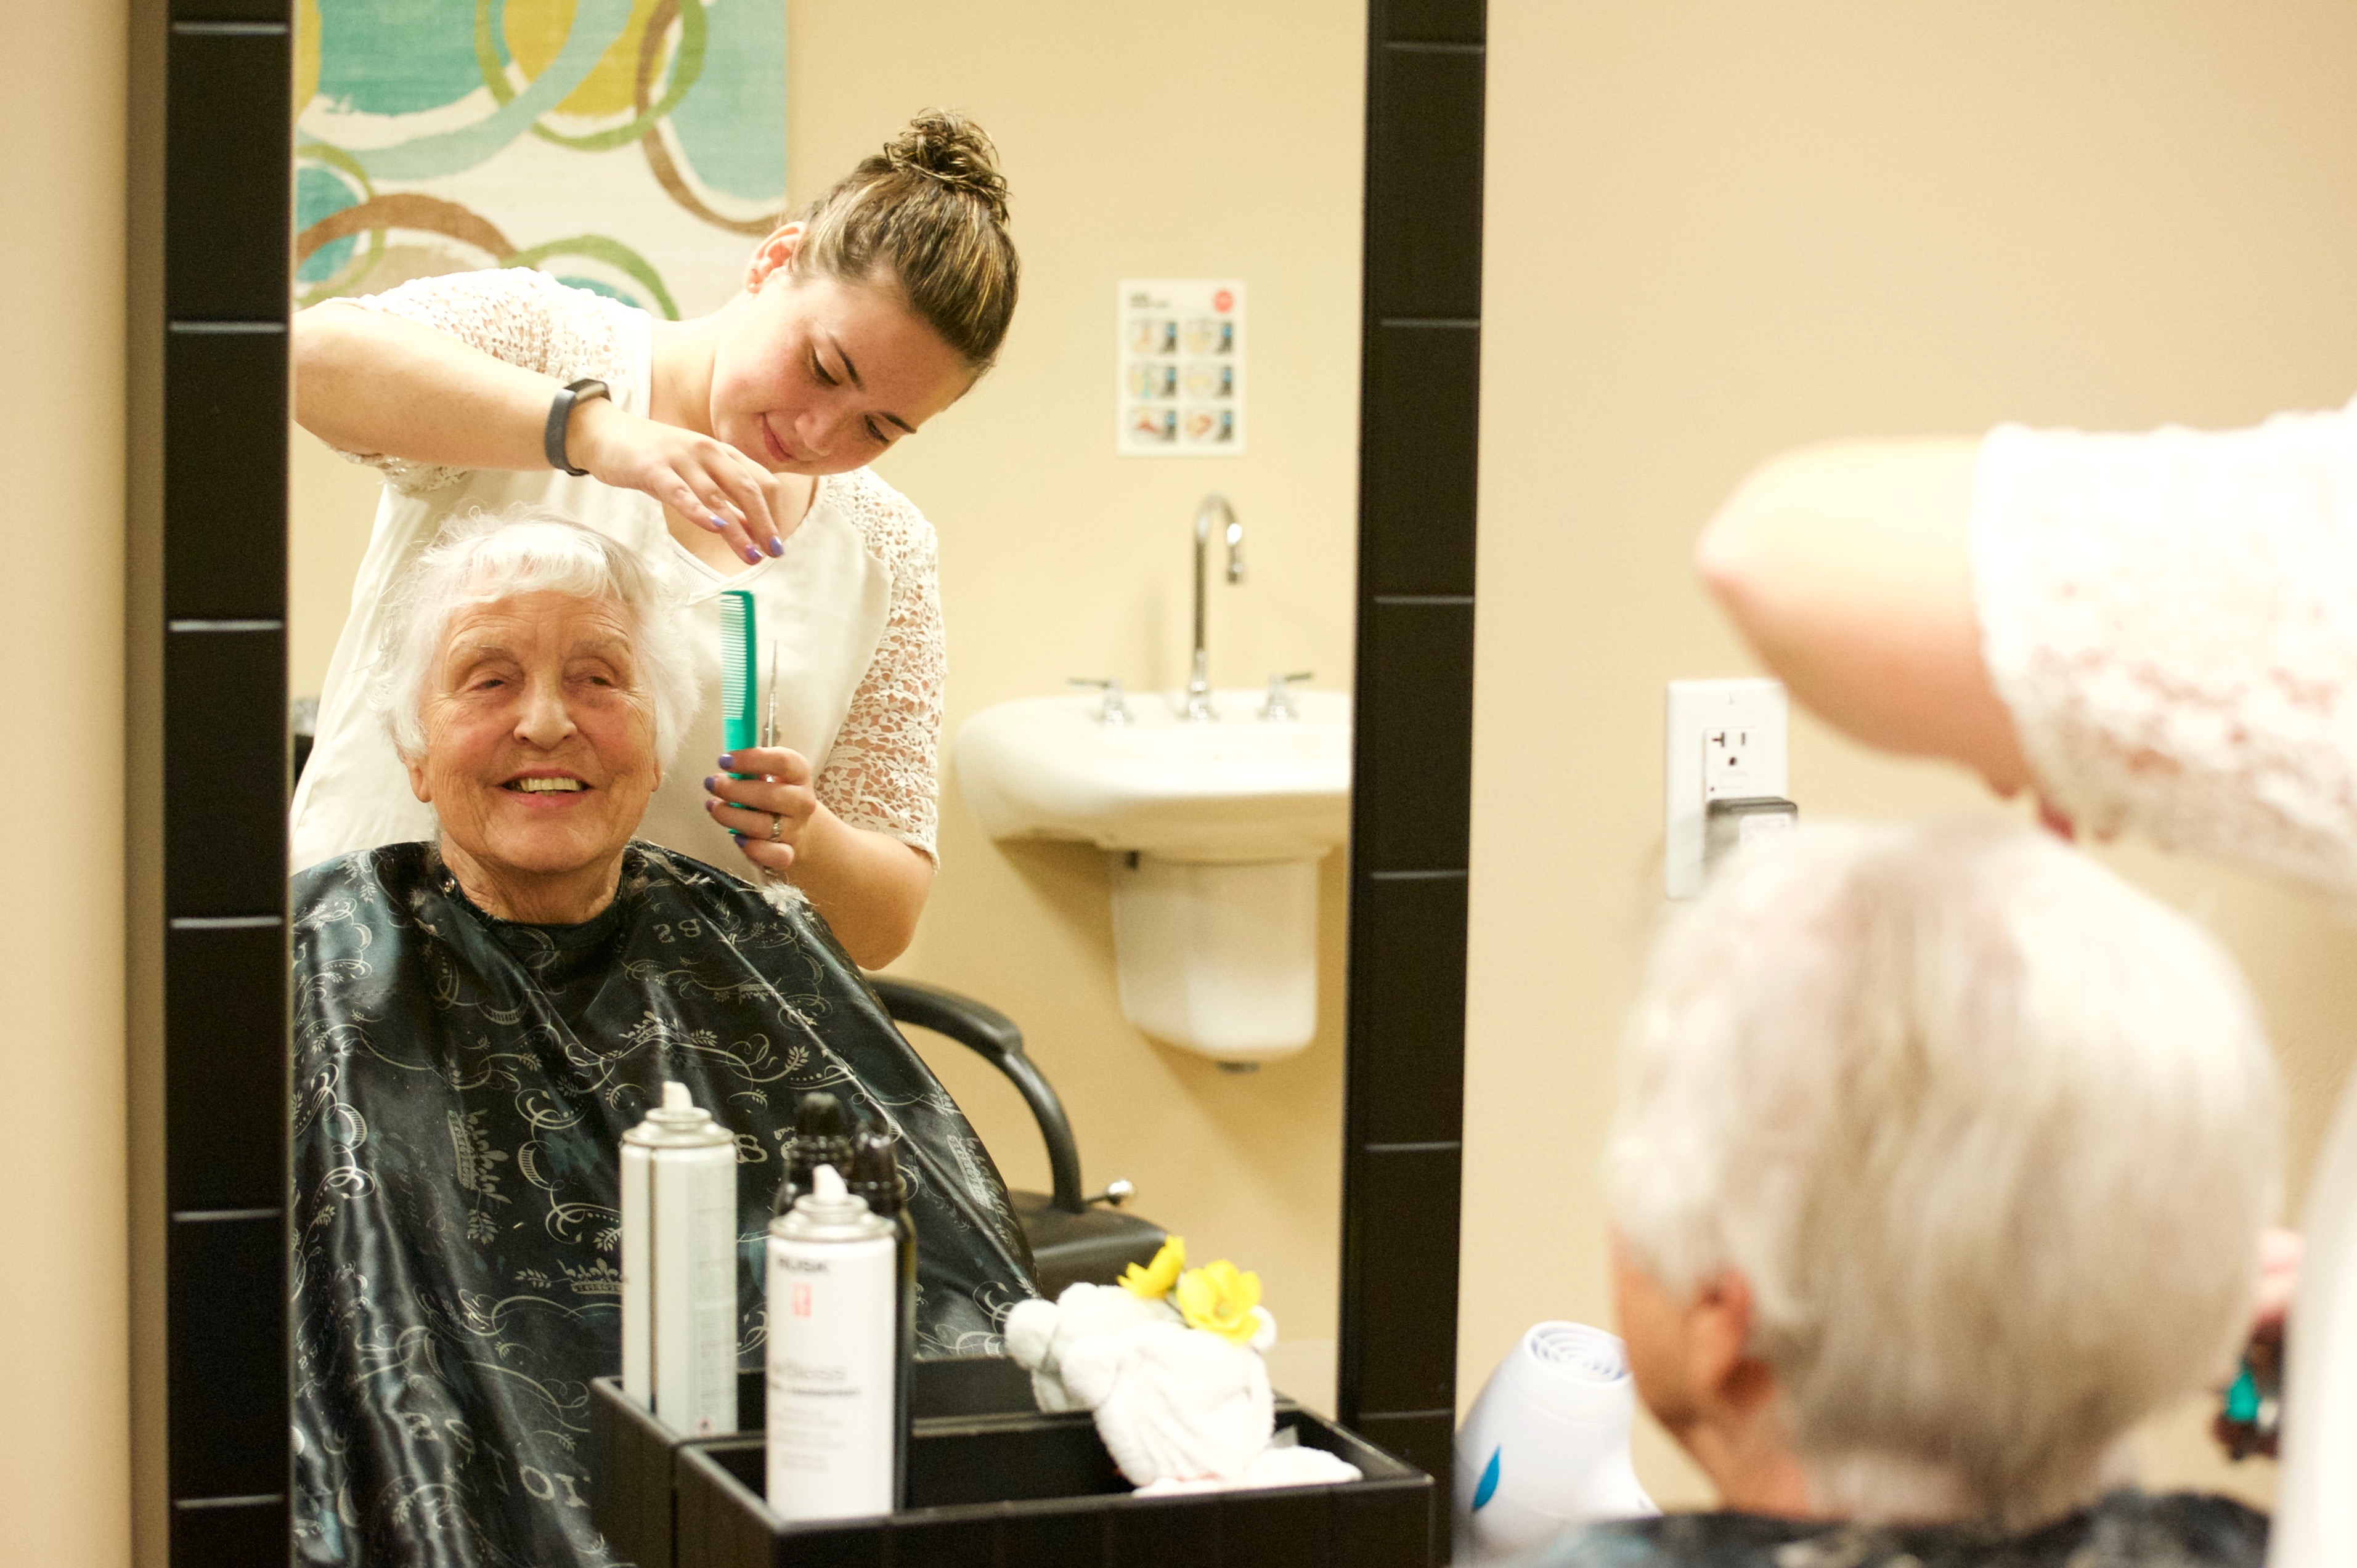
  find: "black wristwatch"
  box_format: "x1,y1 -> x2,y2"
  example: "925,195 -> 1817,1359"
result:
544,378 -> 610,476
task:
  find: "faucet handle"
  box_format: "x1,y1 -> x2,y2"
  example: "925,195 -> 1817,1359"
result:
1259,671 -> 1316,722
1067,676 -> 1133,726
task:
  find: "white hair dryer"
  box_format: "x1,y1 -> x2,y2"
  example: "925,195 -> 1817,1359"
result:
1452,1322 -> 1658,1563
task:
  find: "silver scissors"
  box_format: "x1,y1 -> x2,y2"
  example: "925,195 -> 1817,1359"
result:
763,642 -> 779,749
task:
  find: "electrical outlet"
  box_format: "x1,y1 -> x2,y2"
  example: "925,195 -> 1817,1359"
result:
1666,678 -> 1789,898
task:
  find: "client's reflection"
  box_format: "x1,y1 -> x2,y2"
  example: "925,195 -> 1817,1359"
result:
290,510 -> 1033,1567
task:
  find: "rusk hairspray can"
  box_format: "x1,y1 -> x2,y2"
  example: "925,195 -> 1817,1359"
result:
766,1163 -> 897,1520
621,1081 -> 740,1437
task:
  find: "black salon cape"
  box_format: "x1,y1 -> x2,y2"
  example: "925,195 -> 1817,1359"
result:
290,842 -> 1037,1568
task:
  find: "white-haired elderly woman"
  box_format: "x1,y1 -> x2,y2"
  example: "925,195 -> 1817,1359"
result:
289,510 -> 1034,1568
1521,819 -> 2281,1568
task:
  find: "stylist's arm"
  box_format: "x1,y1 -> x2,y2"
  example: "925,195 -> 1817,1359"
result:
294,306 -> 784,563
703,747 -> 932,966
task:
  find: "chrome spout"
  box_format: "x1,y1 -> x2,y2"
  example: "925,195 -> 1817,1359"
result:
1188,494 -> 1243,721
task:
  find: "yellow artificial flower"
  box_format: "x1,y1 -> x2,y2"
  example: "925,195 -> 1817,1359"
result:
1119,1235 -> 1186,1299
1174,1259 -> 1263,1344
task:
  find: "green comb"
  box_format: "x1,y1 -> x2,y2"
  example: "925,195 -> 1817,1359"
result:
718,589 -> 757,771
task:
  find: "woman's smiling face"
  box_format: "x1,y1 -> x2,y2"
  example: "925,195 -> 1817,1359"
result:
707,229 -> 973,476
404,589 -> 661,908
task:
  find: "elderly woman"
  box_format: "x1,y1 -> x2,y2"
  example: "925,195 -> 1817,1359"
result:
290,510 -> 1034,1568
1525,819 -> 2281,1567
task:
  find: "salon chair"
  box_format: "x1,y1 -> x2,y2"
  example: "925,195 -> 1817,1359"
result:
867,976 -> 1170,1299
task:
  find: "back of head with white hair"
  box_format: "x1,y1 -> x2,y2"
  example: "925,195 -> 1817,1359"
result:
369,506 -> 701,766
1609,817 -> 2282,1525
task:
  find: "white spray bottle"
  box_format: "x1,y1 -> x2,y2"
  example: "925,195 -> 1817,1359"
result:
619,1080 -> 740,1437
766,1163 -> 898,1521
1453,1322 -> 1657,1561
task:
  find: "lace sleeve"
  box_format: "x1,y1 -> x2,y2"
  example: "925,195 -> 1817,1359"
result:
309,268 -> 631,495
1971,399 -> 2357,897
816,474 -> 945,863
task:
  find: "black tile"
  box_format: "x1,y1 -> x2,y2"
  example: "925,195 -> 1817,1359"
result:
1343,1146 -> 1462,1415
170,1494 -> 289,1566
1333,1472 -> 1439,1568
166,328 -> 287,621
1220,1484 -> 1332,1567
1105,1498 -> 1219,1568
997,1506 -> 1107,1568
166,30 -> 291,321
1351,601 -> 1475,873
165,628 -> 287,917
1361,325 -> 1480,599
1346,876 -> 1468,1148
1380,0 -> 1485,46
168,1212 -> 287,1500
167,922 -> 285,1212
1366,48 -> 1484,323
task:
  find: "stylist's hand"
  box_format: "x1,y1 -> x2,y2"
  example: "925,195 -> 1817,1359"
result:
704,748 -> 818,874
572,398 -> 785,565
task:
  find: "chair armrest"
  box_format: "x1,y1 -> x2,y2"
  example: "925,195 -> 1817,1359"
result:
868,976 -> 1088,1214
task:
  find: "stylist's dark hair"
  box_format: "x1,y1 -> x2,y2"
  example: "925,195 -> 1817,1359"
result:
789,109 -> 1018,372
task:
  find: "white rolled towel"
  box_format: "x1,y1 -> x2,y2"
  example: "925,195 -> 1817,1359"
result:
1057,1319 -> 1274,1485
1134,1442 -> 1366,1497
1003,1282 -> 1179,1412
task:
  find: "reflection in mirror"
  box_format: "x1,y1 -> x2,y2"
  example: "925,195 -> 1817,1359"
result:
287,3 -> 1364,1560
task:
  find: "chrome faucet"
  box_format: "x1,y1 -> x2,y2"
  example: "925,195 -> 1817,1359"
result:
1187,494 -> 1244,721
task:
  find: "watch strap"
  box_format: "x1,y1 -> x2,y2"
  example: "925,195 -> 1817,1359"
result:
544,378 -> 610,477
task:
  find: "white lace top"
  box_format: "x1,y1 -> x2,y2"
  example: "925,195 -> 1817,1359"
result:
1971,396 -> 2357,895
288,268 -> 945,873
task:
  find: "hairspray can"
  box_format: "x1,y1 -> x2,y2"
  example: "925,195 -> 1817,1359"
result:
620,1081 -> 741,1437
767,1163 -> 897,1520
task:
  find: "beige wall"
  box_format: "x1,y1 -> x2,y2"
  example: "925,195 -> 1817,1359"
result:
0,0 -> 132,1561
290,1 -> 1368,1404
1470,0 -> 2357,1508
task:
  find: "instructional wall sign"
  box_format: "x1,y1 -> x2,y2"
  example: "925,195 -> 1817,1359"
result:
1115,278 -> 1245,457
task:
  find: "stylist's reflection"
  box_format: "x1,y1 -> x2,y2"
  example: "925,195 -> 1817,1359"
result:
291,511 -> 1033,1567
291,110 -> 1018,967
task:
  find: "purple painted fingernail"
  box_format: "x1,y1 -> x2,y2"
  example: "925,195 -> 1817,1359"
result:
702,776 -> 717,792
707,513 -> 728,530
765,535 -> 786,558
742,545 -> 762,564
717,754 -> 735,770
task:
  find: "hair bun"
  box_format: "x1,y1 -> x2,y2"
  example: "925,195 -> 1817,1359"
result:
883,110 -> 1011,226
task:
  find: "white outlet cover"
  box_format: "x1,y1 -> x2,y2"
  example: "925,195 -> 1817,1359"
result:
1665,678 -> 1788,899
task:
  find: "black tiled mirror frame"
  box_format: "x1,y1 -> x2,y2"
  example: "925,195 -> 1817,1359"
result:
126,1 -> 1483,1561
129,0 -> 295,1562
1338,0 -> 1486,1504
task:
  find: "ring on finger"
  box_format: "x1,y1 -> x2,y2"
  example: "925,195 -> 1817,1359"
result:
768,812 -> 786,843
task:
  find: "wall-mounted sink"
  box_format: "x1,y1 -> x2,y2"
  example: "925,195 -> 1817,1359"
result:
956,688 -> 1351,1065
956,687 -> 1348,861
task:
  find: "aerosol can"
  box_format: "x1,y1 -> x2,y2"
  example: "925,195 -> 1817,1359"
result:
620,1081 -> 740,1437
766,1163 -> 898,1520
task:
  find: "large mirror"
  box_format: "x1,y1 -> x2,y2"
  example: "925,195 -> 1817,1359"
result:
283,0 -> 1366,1555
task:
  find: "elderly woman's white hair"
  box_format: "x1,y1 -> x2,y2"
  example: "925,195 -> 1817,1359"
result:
1609,817 -> 2281,1525
368,506 -> 701,766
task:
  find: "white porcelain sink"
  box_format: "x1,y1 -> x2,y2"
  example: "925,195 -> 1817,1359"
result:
955,688 -> 1351,863
955,688 -> 1351,1064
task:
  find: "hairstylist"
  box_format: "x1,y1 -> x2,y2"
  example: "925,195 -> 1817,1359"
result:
290,110 -> 1016,967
